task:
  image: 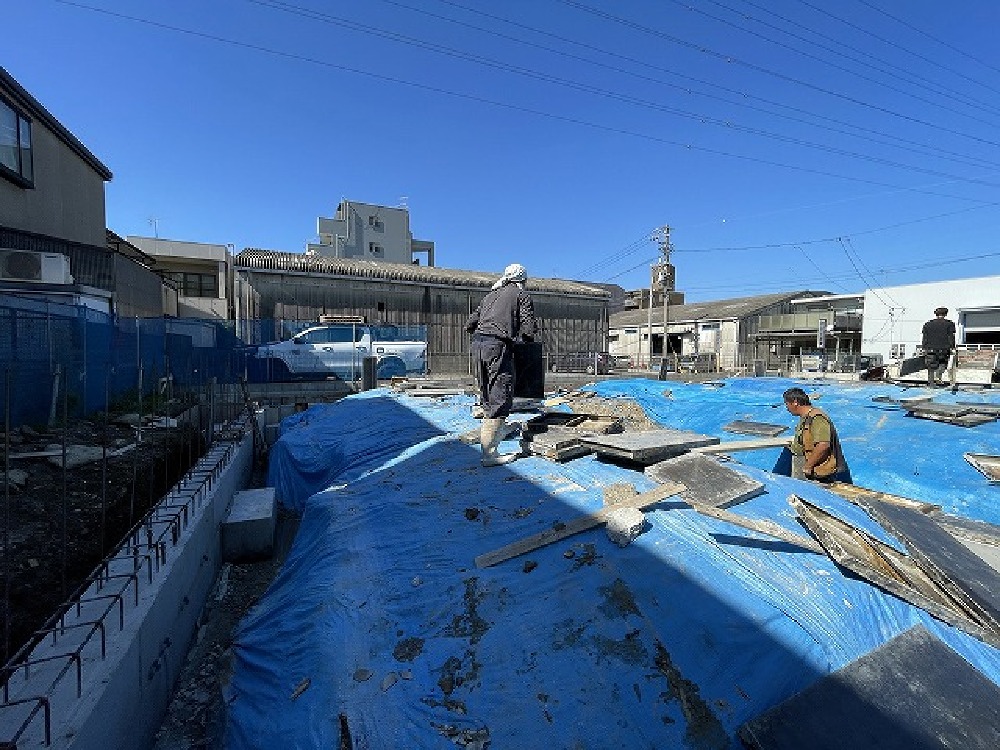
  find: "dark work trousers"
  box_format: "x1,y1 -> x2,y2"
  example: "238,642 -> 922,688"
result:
472,334 -> 514,418
924,350 -> 950,383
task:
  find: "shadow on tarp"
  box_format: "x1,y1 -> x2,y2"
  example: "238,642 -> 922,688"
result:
225,387 -> 1000,750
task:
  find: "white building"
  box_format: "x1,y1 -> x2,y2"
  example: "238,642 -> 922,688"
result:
861,275 -> 1000,363
307,200 -> 434,266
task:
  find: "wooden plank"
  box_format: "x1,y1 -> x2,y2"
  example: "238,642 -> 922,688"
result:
688,502 -> 823,554
739,625 -> 1000,750
824,481 -> 939,513
474,481 -> 684,568
690,437 -> 791,454
722,420 -> 788,437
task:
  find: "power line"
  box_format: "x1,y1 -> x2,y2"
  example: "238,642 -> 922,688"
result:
693,0 -> 1000,122
794,0 -> 1000,99
244,0 -> 1000,187
54,0 -> 994,199
856,0 -> 1000,79
376,0 -> 1000,174
557,0 -> 1000,148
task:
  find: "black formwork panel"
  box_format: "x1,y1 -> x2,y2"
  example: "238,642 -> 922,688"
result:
739,625 -> 1000,750
513,342 -> 544,398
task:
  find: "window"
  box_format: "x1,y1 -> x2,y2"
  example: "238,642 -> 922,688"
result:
368,242 -> 384,257
165,271 -> 218,298
0,97 -> 33,186
890,343 -> 907,359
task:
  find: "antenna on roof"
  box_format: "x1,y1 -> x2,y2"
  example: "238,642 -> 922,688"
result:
398,196 -> 409,209
148,217 -> 160,238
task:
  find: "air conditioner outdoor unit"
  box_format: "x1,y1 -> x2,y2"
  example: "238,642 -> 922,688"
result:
0,249 -> 74,284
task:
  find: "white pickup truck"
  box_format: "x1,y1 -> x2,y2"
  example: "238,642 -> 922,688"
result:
249,323 -> 426,380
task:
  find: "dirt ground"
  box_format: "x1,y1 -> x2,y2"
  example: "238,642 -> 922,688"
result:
151,500 -> 298,750
0,414 -> 204,666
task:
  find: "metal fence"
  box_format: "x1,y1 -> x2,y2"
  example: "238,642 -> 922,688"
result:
0,301 -> 434,428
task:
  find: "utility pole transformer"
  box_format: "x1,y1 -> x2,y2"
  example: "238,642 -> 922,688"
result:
648,226 -> 674,368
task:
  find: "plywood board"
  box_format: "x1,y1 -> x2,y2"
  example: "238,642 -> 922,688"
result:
722,420 -> 788,437
909,411 -> 996,427
645,452 -> 765,508
789,496 -> 995,644
523,411 -> 623,434
905,403 -> 973,417
863,498 -> 1000,631
964,453 -> 1000,482
931,512 -> 1000,548
956,402 -> 1000,417
525,430 -> 592,461
739,625 -> 1000,750
474,480 -> 684,568
580,429 -> 719,464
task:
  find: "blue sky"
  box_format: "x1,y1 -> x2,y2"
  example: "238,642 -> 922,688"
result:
7,0 -> 1000,300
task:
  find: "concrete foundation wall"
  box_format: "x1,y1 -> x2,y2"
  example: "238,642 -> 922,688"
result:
0,431 -> 254,749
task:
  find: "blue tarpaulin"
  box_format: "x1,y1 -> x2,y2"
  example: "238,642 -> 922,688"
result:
225,378 -> 1000,749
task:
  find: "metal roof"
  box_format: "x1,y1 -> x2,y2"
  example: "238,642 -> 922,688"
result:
0,66 -> 113,181
610,290 -> 830,327
235,249 -> 611,297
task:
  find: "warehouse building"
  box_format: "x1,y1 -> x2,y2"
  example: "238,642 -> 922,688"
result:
234,249 -> 610,375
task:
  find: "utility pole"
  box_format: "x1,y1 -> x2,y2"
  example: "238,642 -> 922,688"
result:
649,226 -> 674,370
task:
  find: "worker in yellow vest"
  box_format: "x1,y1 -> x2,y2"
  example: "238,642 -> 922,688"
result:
783,387 -> 851,483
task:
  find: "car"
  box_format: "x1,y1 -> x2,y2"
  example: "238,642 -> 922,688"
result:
548,351 -> 612,375
609,354 -> 632,370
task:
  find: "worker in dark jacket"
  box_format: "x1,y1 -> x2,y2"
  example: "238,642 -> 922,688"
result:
921,307 -> 956,387
466,263 -> 539,466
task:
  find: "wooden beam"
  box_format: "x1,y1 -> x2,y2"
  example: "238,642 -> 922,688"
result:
691,437 -> 791,454
688,502 -> 824,554
474,481 -> 684,568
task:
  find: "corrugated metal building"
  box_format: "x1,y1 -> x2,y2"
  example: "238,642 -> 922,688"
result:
234,249 -> 610,374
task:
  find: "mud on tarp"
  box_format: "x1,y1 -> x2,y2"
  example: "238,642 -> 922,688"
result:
227,383 -> 1000,749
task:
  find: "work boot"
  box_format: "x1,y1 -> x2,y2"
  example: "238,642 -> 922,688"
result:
480,417 -> 519,467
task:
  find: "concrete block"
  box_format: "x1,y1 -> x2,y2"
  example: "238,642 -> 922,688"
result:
605,507 -> 647,547
222,487 -> 276,562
